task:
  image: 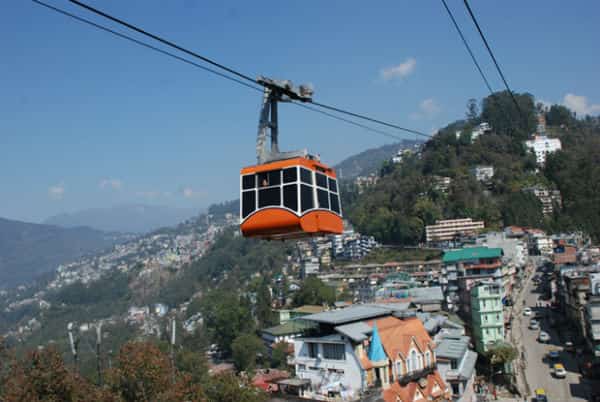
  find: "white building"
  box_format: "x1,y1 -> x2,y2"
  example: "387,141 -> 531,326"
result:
426,218 -> 485,243
301,257 -> 320,278
470,122 -> 491,142
523,186 -> 562,216
525,135 -> 562,165
470,165 -> 494,182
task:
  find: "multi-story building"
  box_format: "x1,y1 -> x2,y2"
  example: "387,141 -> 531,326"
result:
432,175 -> 452,193
523,186 -> 562,216
470,122 -> 491,142
291,305 -> 450,401
301,257 -> 320,278
585,273 -> 600,357
470,165 -> 494,182
426,218 -> 485,244
525,135 -> 562,165
442,247 -> 504,315
435,332 -> 477,402
354,174 -> 379,194
470,282 -> 504,353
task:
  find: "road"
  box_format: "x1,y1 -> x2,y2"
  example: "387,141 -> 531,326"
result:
512,262 -> 591,402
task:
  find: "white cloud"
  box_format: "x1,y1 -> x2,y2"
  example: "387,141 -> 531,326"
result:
380,57 -> 416,80
563,93 -> 600,116
48,183 -> 65,200
182,187 -> 204,199
99,178 -> 122,190
410,98 -> 441,120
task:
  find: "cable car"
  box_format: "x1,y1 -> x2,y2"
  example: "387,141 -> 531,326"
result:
240,77 -> 343,240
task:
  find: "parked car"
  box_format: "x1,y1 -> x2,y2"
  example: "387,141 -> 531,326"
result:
548,350 -> 560,360
565,341 -> 575,353
529,319 -> 540,330
535,388 -> 548,402
553,363 -> 567,378
538,331 -> 551,343
523,307 -> 532,316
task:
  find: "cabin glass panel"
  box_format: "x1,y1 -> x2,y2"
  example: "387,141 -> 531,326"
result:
283,184 -> 298,211
283,167 -> 297,183
300,168 -> 313,184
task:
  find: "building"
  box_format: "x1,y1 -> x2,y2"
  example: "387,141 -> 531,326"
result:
442,247 -> 504,315
261,320 -> 315,352
470,165 -> 494,182
354,174 -> 379,194
470,282 -> 504,353
432,176 -> 452,193
525,135 -> 562,165
425,218 -> 485,244
392,148 -> 414,164
523,186 -> 562,216
470,122 -> 492,142
435,332 -> 477,402
301,257 -> 320,278
291,305 -> 450,401
585,273 -> 600,357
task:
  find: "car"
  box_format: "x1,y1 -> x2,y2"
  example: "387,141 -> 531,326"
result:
565,341 -> 575,352
553,363 -> 567,378
548,350 -> 560,360
535,388 -> 548,402
538,331 -> 551,343
523,307 -> 532,316
529,319 -> 540,330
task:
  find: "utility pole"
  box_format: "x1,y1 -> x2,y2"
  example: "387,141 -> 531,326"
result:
96,323 -> 103,386
67,322 -> 79,374
170,318 -> 176,384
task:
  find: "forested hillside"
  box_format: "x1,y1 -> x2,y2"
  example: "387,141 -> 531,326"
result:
343,91 -> 600,245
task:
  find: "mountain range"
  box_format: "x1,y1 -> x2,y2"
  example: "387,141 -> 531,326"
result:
44,204 -> 200,234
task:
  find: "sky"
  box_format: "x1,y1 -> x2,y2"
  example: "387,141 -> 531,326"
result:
1,0 -> 599,223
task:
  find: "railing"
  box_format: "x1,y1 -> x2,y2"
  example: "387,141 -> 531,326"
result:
398,364 -> 436,385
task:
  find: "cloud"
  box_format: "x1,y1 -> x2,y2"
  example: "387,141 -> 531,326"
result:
563,93 -> 600,116
48,183 -> 65,200
380,57 -> 416,80
410,98 -> 441,120
181,187 -> 204,199
99,178 -> 122,190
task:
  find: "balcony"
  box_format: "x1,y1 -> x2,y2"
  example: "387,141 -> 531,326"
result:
398,364 -> 436,385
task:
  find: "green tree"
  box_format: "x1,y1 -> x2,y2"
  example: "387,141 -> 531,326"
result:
204,373 -> 267,402
466,98 -> 479,123
485,343 -> 517,365
270,342 -> 290,369
545,104 -> 574,127
231,333 -> 265,373
255,280 -> 275,329
502,191 -> 544,228
292,277 -> 335,307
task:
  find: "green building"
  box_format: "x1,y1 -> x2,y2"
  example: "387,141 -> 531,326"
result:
471,282 -> 504,353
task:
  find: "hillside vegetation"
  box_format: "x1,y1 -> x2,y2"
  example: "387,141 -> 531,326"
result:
343,91 -> 600,244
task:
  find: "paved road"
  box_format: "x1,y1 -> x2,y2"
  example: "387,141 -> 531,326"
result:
514,264 -> 590,402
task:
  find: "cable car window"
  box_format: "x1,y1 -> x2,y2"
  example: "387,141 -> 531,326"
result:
328,177 -> 338,193
242,190 -> 256,218
301,184 -> 314,212
316,173 -> 328,188
257,172 -> 269,187
330,193 -> 340,214
283,167 -> 297,183
269,170 -> 281,186
317,189 -> 329,209
283,184 -> 298,212
259,187 -> 280,208
300,168 -> 313,184
242,174 -> 255,190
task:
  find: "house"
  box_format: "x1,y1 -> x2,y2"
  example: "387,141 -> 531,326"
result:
470,165 -> 494,182
261,320 -> 315,352
523,186 -> 562,216
291,305 -> 450,401
426,218 -> 485,244
471,282 -> 504,354
290,305 -> 327,320
435,332 -> 477,402
525,135 -> 562,165
585,273 -> 600,357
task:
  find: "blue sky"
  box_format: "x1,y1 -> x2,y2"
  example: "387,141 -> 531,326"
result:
2,0 -> 599,223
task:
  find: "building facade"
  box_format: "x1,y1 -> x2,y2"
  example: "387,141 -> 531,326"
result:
471,282 -> 505,353
525,135 -> 562,165
426,218 -> 485,244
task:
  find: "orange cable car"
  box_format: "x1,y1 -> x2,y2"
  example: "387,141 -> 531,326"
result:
240,77 -> 343,240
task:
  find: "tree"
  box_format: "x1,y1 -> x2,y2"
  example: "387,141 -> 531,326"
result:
546,105 -> 574,127
485,343 -> 517,365
466,98 -> 479,123
292,276 -> 335,307
270,342 -> 289,369
204,373 -> 267,402
231,333 -> 265,373
255,280 -> 275,329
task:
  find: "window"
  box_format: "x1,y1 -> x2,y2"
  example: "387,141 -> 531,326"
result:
307,343 -> 318,358
283,167 -> 297,183
323,343 -> 345,360
300,168 -> 313,184
425,351 -> 431,367
242,174 -> 255,190
301,184 -> 314,212
257,170 -> 280,187
410,350 -> 418,373
317,189 -> 329,209
451,383 -> 460,395
328,177 -> 338,192
283,184 -> 298,211
450,359 -> 458,370
396,361 -> 402,376
484,314 -> 488,322
330,193 -> 340,214
297,364 -> 306,371
259,187 -> 280,208
316,173 -> 328,188
242,191 -> 255,218
496,314 -> 500,321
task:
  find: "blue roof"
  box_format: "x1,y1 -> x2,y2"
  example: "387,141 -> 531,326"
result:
368,322 -> 387,362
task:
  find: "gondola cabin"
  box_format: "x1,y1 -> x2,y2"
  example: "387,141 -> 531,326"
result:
240,156 -> 343,240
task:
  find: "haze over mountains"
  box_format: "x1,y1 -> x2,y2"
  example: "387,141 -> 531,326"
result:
44,204 -> 200,234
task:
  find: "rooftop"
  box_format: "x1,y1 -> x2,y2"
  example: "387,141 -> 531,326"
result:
302,304 -> 391,325
292,305 -> 326,315
443,247 -> 503,263
262,319 -> 315,337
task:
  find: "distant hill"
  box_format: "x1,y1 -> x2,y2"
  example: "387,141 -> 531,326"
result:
44,204 -> 200,234
0,218 -> 125,288
334,140 -> 422,180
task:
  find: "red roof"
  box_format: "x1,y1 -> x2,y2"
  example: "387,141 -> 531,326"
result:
383,370 -> 449,402
366,317 -> 433,359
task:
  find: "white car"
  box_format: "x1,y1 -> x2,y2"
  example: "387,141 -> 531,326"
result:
553,363 -> 567,378
529,319 -> 540,330
538,331 -> 551,343
523,307 -> 532,316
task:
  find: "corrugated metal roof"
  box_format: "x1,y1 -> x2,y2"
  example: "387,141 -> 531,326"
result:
435,336 -> 469,360
442,247 -> 503,263
302,305 -> 391,325
334,321 -> 372,342
407,286 -> 444,302
262,319 -> 315,336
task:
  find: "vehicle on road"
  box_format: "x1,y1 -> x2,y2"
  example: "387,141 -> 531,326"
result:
523,307 -> 532,316
538,331 -> 551,343
565,341 -> 575,353
535,388 -> 548,402
553,363 -> 567,378
548,350 -> 560,360
529,319 -> 540,330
